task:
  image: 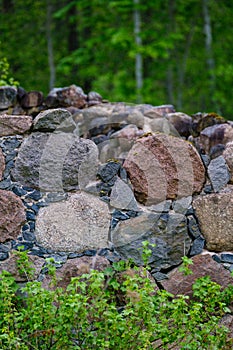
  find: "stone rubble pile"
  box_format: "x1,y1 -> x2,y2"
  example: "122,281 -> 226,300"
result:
0,84 -> 233,303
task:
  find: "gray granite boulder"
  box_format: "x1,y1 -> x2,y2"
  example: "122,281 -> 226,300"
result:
110,211 -> 191,269
35,191 -> 111,252
12,132 -> 99,191
33,108 -> 76,132
207,155 -> 230,192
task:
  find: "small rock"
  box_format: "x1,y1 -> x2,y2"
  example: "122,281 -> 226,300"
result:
152,271 -> 168,281
220,253 -> 233,264
20,91 -> 44,108
223,142 -> 233,183
209,143 -> 226,159
207,155 -> 230,192
166,112 -> 192,138
189,236 -> 205,256
0,115 -> 32,136
33,108 -> 76,132
0,148 -> 5,181
54,85 -> 87,109
97,161 -> 121,182
200,123 -> 233,154
172,196 -> 192,214
0,189 -> 26,243
0,86 -> 17,109
187,215 -> 202,239
110,177 -> 138,211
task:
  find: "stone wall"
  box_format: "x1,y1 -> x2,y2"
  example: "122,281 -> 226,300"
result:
0,84 -> 233,291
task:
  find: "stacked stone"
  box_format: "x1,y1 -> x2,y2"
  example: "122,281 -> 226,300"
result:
0,84 -> 233,292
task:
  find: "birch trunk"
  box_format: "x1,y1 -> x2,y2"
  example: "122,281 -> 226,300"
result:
46,0 -> 55,90
133,0 -> 143,103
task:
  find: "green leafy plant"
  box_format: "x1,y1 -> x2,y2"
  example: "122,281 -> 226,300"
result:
0,56 -> 19,87
0,249 -> 233,349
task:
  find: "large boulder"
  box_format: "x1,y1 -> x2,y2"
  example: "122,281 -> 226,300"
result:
12,132 -> 99,191
0,253 -> 44,282
42,255 -> 110,290
193,190 -> 233,251
35,191 -> 111,252
123,134 -> 206,205
0,189 -> 26,243
111,211 -> 191,269
0,115 -> 32,136
161,254 -> 233,298
33,108 -> 76,132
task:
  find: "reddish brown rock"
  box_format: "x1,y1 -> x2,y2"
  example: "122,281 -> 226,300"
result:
144,104 -> 175,116
0,114 -> 32,136
161,254 -> 233,298
0,190 -> 26,243
56,84 -> 87,108
0,253 -> 44,282
42,255 -> 109,290
193,191 -> 233,251
166,112 -> 192,138
223,142 -> 233,183
20,91 -> 44,108
200,123 -> 233,154
123,134 -> 206,205
0,148 -> 5,180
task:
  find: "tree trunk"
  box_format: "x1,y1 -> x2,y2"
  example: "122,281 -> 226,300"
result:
46,0 -> 55,90
166,0 -> 175,105
202,0 -> 217,109
133,0 -> 143,103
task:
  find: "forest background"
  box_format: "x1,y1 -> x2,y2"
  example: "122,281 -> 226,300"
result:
1,0 -> 233,120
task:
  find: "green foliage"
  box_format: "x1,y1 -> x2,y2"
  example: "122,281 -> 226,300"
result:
1,0 -> 233,118
0,57 -> 19,87
0,250 -> 233,349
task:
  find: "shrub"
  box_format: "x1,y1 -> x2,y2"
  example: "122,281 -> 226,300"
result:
0,251 -> 233,349
0,56 -> 19,87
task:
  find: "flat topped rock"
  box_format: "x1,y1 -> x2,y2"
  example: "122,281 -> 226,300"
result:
0,114 -> 32,136
0,189 -> 26,243
123,134 -> 206,205
193,190 -> 233,251
35,191 -> 111,252
33,108 -> 76,132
